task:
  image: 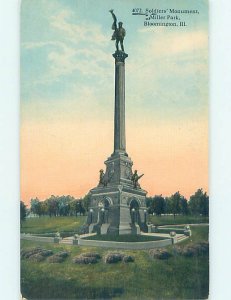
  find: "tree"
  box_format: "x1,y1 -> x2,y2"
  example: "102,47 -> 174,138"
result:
189,189 -> 209,216
78,201 -> 86,215
20,201 -> 27,226
47,195 -> 59,217
82,194 -> 91,212
30,198 -> 42,217
169,191 -> 181,218
152,195 -> 166,216
165,197 -> 172,214
40,201 -> 48,216
179,196 -> 189,215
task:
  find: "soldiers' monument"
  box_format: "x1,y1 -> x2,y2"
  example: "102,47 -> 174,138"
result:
87,10 -> 147,235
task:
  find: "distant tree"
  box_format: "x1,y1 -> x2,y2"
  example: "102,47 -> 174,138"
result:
47,195 -> 59,217
82,194 -> 91,212
30,198 -> 42,217
151,195 -> 166,216
78,201 -> 86,215
179,196 -> 189,215
40,201 -> 48,216
145,197 -> 153,213
57,195 -> 72,216
169,191 -> 182,218
20,201 -> 27,226
165,197 -> 172,214
189,189 -> 209,216
70,200 -> 78,216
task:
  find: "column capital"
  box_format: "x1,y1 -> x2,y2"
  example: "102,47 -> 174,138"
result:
113,50 -> 128,63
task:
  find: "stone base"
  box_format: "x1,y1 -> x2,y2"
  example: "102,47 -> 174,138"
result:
87,183 -> 147,235
119,223 -> 132,235
101,223 -> 110,235
131,223 -> 141,235
86,151 -> 148,235
89,223 -> 97,234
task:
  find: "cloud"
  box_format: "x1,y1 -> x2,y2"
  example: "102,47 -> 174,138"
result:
124,28 -> 208,117
21,7 -> 111,87
50,9 -> 108,46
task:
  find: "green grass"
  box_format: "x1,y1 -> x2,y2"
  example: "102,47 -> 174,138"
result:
21,225 -> 209,299
83,234 -> 167,242
20,216 -> 86,234
148,215 -> 209,226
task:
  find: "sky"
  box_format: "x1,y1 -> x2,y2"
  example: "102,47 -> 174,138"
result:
21,0 -> 208,204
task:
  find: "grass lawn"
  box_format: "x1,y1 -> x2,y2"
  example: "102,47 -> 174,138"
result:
20,216 -> 86,234
148,215 -> 209,226
21,225 -> 209,299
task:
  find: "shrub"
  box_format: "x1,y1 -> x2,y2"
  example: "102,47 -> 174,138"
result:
175,241 -> 209,257
47,251 -> 69,263
40,249 -> 53,257
181,246 -> 198,257
195,241 -> 209,254
56,251 -> 69,258
21,247 -> 53,259
28,253 -> 45,262
47,255 -> 64,263
81,252 -> 101,259
72,255 -> 98,264
21,247 -> 42,259
104,252 -> 124,264
123,255 -> 135,263
149,248 -> 172,260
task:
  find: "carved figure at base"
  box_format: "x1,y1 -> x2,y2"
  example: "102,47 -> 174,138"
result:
109,9 -> 126,52
99,169 -> 105,185
131,170 -> 144,189
99,169 -> 111,187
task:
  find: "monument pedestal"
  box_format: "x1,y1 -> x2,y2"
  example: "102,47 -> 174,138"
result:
87,153 -> 147,235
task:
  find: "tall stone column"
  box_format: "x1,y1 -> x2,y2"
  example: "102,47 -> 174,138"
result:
113,51 -> 128,155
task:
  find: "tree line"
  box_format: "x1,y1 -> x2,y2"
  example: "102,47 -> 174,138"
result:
146,189 -> 209,217
20,188 -> 209,222
20,194 -> 91,221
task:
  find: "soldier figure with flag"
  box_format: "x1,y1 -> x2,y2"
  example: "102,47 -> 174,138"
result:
109,9 -> 126,52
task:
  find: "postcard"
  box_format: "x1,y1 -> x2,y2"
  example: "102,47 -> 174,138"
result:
20,0 -> 209,299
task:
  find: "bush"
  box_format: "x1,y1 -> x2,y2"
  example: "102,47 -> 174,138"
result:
149,248 -> 172,260
72,255 -> 98,264
47,255 -> 64,263
123,255 -> 135,263
198,241 -> 209,254
40,249 -> 54,257
181,247 -> 198,257
175,242 -> 209,257
81,252 -> 101,259
21,247 -> 42,258
28,253 -> 46,262
21,247 -> 53,259
56,251 -> 69,258
47,251 -> 70,263
104,252 -> 124,264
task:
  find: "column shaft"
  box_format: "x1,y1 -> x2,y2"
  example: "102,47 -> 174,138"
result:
113,51 -> 128,154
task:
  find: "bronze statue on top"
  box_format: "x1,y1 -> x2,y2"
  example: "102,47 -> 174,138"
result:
109,9 -> 126,52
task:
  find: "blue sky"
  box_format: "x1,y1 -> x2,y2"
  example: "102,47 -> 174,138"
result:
21,0 -> 208,121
